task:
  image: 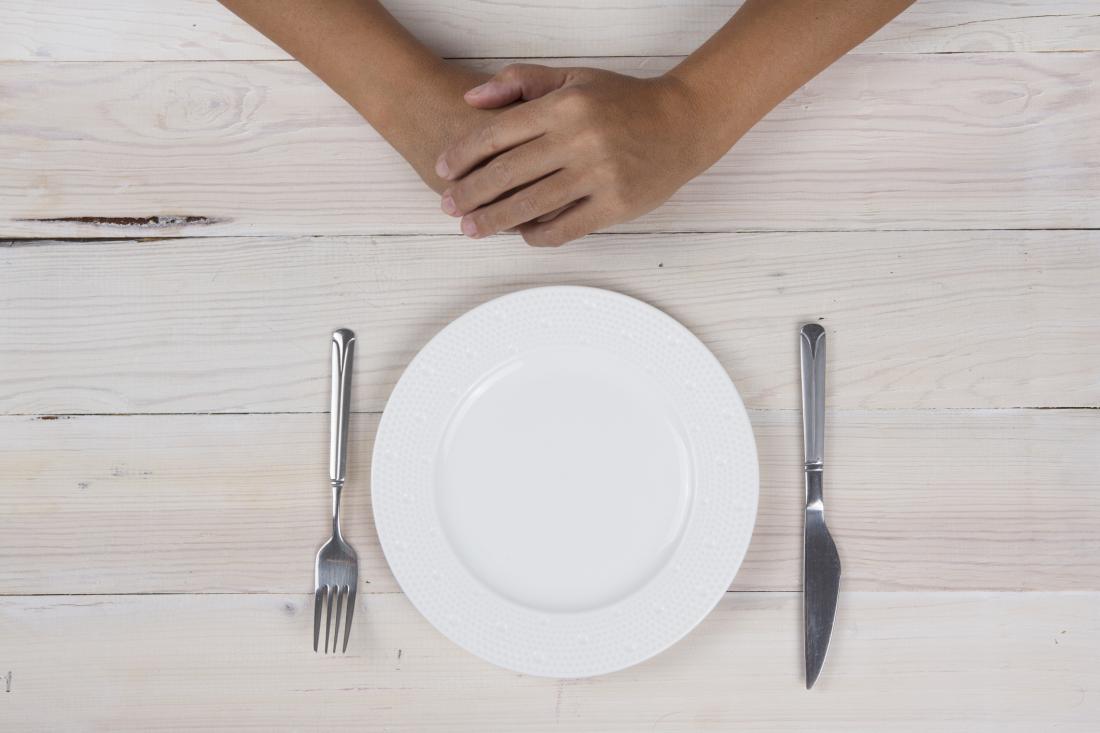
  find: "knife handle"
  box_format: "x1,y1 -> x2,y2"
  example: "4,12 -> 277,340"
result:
799,324 -> 826,470
330,328 -> 356,487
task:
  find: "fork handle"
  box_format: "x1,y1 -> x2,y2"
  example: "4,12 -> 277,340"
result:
330,329 -> 356,486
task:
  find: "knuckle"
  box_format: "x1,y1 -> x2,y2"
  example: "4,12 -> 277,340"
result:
514,194 -> 542,222
576,127 -> 610,158
448,184 -> 471,212
606,188 -> 630,214
590,130 -> 614,158
479,121 -> 501,153
538,223 -> 569,247
480,208 -> 509,235
486,158 -> 513,189
555,86 -> 593,115
603,164 -> 631,199
499,63 -> 524,81
522,229 -> 552,248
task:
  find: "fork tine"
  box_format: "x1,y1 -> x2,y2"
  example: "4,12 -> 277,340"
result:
324,584 -> 335,654
313,587 -> 324,652
332,586 -> 346,654
342,584 -> 356,653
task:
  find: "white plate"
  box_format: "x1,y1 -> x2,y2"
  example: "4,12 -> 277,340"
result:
372,286 -> 758,677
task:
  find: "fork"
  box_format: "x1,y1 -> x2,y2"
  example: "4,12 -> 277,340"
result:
314,328 -> 359,653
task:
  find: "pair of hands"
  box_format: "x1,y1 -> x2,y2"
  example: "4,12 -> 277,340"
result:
429,65 -> 718,247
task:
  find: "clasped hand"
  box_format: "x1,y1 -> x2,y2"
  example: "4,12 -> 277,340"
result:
435,64 -> 714,247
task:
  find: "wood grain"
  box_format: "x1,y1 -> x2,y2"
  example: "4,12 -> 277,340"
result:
2,53 -> 1097,239
3,232 -> 1097,414
1,0 -> 1098,61
1,591 -> 1096,730
1,409 -> 1096,595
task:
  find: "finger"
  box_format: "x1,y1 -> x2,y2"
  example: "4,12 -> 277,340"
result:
464,64 -> 571,109
535,203 -> 574,223
517,198 -> 605,247
436,102 -> 549,180
442,138 -> 563,216
459,172 -> 586,239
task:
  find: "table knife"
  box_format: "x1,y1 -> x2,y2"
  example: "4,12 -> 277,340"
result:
800,323 -> 841,689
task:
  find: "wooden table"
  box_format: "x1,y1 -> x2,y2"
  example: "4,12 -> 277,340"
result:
2,1 -> 1098,730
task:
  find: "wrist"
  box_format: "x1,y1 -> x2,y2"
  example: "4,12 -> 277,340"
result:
649,74 -> 728,178
661,64 -> 755,168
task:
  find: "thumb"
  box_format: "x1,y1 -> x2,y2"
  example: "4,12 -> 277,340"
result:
464,64 -> 571,109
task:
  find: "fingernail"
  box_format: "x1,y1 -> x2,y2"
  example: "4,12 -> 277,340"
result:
465,82 -> 491,99
461,218 -> 480,238
441,194 -> 458,216
435,157 -> 449,179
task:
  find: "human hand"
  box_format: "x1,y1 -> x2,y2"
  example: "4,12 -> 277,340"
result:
435,64 -> 725,246
391,64 -> 503,194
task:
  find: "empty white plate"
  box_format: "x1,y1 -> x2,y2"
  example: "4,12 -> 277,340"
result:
373,286 -> 758,677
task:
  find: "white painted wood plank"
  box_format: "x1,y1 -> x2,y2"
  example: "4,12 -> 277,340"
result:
0,592 -> 1096,730
1,0 -> 1098,61
1,410 -> 1096,595
2,232 -> 1097,414
1,53 -> 1096,238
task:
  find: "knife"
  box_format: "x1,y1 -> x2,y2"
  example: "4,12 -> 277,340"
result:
800,323 -> 841,689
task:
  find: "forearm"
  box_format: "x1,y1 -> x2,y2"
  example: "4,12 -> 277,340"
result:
668,0 -> 915,160
218,0 -> 489,189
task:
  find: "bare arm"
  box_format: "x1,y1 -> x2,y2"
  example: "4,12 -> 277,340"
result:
438,0 -> 915,245
668,0 -> 916,163
217,0 -> 493,192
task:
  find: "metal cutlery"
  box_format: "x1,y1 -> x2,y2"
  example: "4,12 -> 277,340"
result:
800,323 -> 841,689
313,328 -> 359,653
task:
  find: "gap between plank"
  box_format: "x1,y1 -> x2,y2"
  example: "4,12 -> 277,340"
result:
0,48 -> 1096,65
2,590 -> 1093,598
5,226 -> 1100,245
10,405 -> 1100,416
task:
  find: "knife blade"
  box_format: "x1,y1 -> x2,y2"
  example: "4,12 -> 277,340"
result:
800,323 -> 841,689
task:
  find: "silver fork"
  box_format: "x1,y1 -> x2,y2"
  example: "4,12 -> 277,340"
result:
314,328 -> 359,653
